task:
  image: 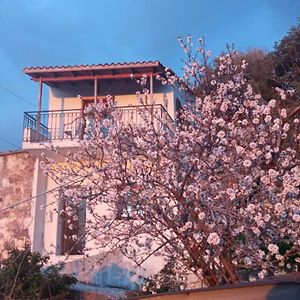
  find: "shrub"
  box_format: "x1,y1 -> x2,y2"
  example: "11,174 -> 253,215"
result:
0,246 -> 77,299
142,259 -> 187,294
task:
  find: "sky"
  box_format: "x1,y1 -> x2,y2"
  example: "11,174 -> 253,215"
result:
0,0 -> 299,151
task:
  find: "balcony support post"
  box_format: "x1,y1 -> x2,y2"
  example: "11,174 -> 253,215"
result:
150,73 -> 153,99
94,77 -> 97,104
36,77 -> 43,141
150,73 -> 154,121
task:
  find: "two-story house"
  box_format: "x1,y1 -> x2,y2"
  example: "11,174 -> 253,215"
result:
21,61 -> 185,291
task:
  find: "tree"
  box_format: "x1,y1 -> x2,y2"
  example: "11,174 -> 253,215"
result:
215,21 -> 300,111
0,246 -> 77,299
43,37 -> 300,288
270,20 -> 300,106
142,258 -> 187,294
230,49 -> 275,101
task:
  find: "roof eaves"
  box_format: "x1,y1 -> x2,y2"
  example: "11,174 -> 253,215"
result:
23,60 -> 164,74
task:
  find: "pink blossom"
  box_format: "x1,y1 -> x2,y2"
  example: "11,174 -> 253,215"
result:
253,118 -> 260,124
280,109 -> 287,118
258,270 -> 267,279
283,123 -> 290,131
198,212 -> 205,220
251,227 -> 261,236
268,244 -> 279,254
217,130 -> 226,139
243,160 -> 252,168
207,233 -> 220,245
264,115 -> 272,123
292,214 -> 300,222
268,99 -> 276,108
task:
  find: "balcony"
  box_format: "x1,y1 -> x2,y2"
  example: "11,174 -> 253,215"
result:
23,105 -> 173,144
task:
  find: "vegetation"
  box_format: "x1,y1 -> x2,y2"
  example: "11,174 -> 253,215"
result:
236,20 -> 300,109
142,259 -> 187,294
271,21 -> 300,106
0,246 -> 77,299
42,22 -> 300,288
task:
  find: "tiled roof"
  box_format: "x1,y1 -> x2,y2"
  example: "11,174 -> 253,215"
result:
23,60 -> 168,84
23,60 -> 164,73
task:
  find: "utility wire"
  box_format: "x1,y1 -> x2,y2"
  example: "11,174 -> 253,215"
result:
0,178 -> 84,214
0,83 -> 36,149
0,185 -> 60,214
0,137 -> 20,149
0,84 -> 36,107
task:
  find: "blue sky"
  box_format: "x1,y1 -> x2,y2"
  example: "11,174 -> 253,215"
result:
0,0 -> 299,151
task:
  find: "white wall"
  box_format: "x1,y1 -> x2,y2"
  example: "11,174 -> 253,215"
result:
29,78 -> 185,287
49,78 -> 176,119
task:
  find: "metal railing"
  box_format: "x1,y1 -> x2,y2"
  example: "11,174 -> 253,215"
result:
23,105 -> 174,143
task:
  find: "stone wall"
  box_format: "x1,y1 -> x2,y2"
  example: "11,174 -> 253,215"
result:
0,151 -> 35,258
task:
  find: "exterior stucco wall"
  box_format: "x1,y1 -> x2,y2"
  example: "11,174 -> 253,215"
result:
21,76 -> 187,289
0,151 -> 35,258
38,159 -> 166,286
48,79 -> 176,119
132,281 -> 300,300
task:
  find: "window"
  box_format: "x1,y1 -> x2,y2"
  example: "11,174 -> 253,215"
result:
175,98 -> 183,124
116,187 -> 144,220
58,193 -> 86,255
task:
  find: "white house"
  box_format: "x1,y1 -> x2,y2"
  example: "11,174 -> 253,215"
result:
22,61 -> 186,292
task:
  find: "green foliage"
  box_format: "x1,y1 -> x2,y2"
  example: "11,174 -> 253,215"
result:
216,21 -> 300,108
142,259 -> 187,294
277,239 -> 300,272
258,238 -> 300,275
0,246 -> 77,299
233,49 -> 276,101
269,20 -> 300,106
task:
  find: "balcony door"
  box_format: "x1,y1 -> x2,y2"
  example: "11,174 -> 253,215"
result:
80,97 -> 111,137
81,96 -> 108,109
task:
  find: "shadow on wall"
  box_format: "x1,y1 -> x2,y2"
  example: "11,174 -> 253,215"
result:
59,253 -> 143,291
266,282 -> 300,300
93,263 -> 141,290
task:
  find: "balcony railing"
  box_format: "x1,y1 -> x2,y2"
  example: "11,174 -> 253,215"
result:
23,105 -> 173,143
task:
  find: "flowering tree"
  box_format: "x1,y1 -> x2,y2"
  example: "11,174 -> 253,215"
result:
43,37 -> 300,287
